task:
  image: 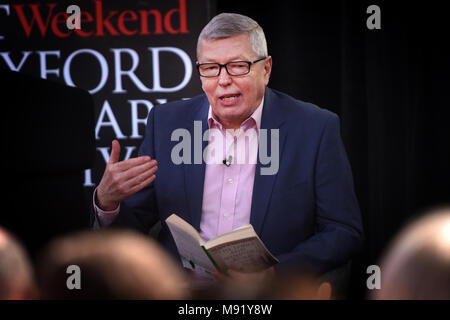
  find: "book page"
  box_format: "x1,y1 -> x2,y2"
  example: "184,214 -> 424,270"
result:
206,236 -> 279,273
204,224 -> 255,248
165,214 -> 216,274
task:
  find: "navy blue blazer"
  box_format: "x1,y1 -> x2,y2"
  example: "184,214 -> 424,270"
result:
111,87 -> 363,274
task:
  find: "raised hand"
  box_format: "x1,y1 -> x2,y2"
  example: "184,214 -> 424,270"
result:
96,140 -> 157,211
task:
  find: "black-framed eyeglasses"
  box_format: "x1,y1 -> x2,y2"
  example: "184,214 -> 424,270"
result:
196,57 -> 266,78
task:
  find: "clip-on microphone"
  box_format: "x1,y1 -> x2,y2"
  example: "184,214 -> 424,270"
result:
223,155 -> 233,167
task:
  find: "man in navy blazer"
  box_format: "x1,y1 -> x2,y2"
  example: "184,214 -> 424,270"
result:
93,13 -> 363,277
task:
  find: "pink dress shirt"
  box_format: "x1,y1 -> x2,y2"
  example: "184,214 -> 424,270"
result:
199,99 -> 263,241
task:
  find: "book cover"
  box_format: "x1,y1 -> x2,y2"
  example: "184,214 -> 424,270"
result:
165,214 -> 279,274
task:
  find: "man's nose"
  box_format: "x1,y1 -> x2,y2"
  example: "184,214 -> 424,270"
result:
218,67 -> 232,86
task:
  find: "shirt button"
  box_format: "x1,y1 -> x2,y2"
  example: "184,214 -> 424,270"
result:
227,178 -> 233,184
223,213 -> 229,218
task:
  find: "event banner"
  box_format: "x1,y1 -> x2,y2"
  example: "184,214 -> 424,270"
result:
0,0 -> 209,192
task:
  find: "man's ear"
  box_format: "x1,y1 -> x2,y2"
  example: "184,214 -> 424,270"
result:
264,56 -> 273,85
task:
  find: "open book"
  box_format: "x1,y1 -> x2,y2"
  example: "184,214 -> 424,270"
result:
165,214 -> 278,275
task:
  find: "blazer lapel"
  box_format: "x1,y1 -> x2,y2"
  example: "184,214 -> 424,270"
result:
250,88 -> 287,235
183,96 -> 209,231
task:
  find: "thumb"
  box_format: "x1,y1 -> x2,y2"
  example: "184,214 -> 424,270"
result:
108,139 -> 120,164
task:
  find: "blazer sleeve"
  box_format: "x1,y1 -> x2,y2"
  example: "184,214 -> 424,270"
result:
276,113 -> 364,274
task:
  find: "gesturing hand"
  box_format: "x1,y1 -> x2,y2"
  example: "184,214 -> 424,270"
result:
96,140 -> 158,211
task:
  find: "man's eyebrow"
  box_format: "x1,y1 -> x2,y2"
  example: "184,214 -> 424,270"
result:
199,55 -> 250,63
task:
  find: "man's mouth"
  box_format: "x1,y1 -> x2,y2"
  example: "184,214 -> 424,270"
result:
219,93 -> 241,101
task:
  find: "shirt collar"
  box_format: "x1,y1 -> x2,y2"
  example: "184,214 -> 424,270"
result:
207,96 -> 264,132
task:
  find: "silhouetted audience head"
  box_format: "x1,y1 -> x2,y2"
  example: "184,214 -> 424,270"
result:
36,229 -> 190,299
266,272 -> 332,300
195,269 -> 332,300
0,227 -> 37,299
373,207 -> 450,299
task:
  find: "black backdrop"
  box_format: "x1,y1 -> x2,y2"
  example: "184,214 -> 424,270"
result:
214,0 -> 450,298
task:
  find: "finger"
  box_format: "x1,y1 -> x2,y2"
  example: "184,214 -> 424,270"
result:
116,156 -> 155,172
116,163 -> 157,189
108,140 -> 121,164
128,174 -> 156,195
122,161 -> 157,180
125,165 -> 158,189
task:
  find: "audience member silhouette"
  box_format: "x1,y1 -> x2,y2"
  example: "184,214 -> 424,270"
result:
372,207 -> 450,299
0,227 -> 37,299
36,229 -> 190,299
